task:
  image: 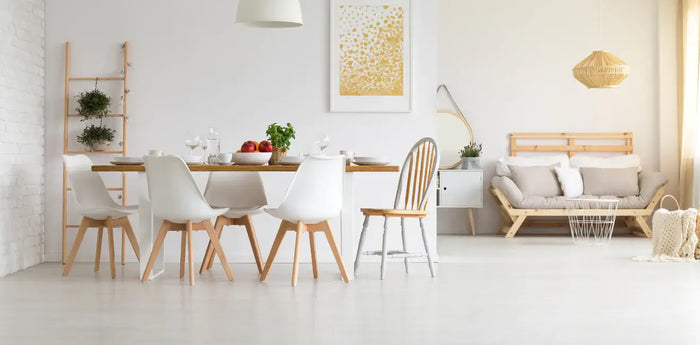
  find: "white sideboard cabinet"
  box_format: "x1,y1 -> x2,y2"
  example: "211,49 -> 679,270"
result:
437,169 -> 483,235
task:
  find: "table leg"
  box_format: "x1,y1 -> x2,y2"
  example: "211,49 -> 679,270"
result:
138,172 -> 165,280
341,172 -> 355,281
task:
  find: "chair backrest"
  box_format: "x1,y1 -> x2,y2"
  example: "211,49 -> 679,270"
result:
63,154 -> 118,209
143,155 -> 216,221
393,138 -> 440,210
204,172 -> 268,209
275,155 -> 345,220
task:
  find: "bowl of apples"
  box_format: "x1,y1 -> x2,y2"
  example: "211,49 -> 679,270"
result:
231,140 -> 273,165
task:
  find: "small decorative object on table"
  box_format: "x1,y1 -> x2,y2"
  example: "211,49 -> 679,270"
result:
459,142 -> 482,170
566,198 -> 619,245
266,122 -> 296,164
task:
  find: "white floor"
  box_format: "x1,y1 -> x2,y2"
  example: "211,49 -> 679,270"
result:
1,235 -> 700,345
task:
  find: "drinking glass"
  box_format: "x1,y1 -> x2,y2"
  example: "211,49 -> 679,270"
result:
314,134 -> 330,155
184,137 -> 201,156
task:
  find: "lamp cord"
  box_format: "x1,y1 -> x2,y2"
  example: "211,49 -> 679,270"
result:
600,0 -> 604,47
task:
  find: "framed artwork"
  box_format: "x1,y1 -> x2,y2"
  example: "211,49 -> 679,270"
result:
330,0 -> 411,112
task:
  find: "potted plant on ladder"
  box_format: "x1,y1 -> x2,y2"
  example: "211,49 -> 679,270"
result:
75,81 -> 116,152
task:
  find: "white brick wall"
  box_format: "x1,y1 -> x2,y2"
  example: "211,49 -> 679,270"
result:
0,0 -> 45,277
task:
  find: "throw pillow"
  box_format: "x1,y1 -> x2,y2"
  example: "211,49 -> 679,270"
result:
554,167 -> 583,197
580,167 -> 639,197
508,165 -> 562,197
496,154 -> 569,177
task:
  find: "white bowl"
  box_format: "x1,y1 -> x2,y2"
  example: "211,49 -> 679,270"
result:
112,156 -> 144,164
353,156 -> 388,163
232,152 -> 272,165
180,155 -> 203,164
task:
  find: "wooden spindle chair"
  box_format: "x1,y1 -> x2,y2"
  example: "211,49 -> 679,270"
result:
354,137 -> 440,279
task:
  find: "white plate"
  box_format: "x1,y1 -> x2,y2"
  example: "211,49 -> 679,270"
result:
110,161 -> 144,165
353,156 -> 388,163
232,152 -> 272,165
353,161 -> 390,166
112,156 -> 144,164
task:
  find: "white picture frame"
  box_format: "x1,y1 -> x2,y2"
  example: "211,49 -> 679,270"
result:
330,0 -> 411,113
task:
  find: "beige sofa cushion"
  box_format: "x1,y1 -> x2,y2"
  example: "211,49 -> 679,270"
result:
580,167 -> 639,197
508,165 -> 562,197
491,171 -> 667,209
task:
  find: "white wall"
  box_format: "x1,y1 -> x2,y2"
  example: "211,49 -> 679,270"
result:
44,1 -> 437,263
438,0 -> 678,234
0,0 -> 45,277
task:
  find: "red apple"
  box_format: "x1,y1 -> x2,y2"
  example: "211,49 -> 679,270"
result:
241,141 -> 256,152
259,140 -> 273,152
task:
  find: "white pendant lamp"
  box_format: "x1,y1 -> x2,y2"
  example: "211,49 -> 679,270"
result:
236,0 -> 303,28
572,0 -> 630,88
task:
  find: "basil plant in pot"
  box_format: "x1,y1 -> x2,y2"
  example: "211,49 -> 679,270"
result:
459,142 -> 483,170
266,122 -> 296,164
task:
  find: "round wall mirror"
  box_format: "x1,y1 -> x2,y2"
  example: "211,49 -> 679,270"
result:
436,109 -> 473,169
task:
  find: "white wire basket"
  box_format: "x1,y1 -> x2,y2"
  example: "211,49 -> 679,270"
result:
565,198 -> 620,245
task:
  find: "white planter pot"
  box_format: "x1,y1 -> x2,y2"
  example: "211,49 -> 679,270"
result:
90,142 -> 109,152
461,157 -> 481,170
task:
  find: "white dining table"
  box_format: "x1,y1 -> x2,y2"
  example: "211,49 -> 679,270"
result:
92,164 -> 399,281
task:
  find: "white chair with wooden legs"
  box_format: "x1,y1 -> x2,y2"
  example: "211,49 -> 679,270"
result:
354,138 -> 440,279
140,155 -> 233,286
62,155 -> 140,279
199,172 -> 267,275
260,155 -> 349,286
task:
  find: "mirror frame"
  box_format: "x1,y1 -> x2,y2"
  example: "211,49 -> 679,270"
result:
437,109 -> 473,169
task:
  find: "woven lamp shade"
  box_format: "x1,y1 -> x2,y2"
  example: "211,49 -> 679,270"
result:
572,51 -> 630,88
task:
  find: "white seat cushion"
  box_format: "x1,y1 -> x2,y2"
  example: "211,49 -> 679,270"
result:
220,206 -> 265,219
79,205 -> 138,220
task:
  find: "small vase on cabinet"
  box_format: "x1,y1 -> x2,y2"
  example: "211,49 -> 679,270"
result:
461,157 -> 480,170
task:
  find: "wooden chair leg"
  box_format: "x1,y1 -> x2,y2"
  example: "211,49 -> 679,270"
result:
121,228 -> 126,265
354,215 -> 370,275
63,217 -> 89,276
203,220 -> 234,281
142,221 -> 170,281
380,217 -> 389,280
187,221 -> 195,285
291,222 -> 305,286
419,218 -> 435,278
94,226 -> 103,272
180,231 -> 186,278
260,222 -> 288,282
505,215 -> 527,238
400,217 -> 408,274
206,218 -> 225,270
322,221 -> 349,283
122,219 -> 140,261
309,231 -> 318,279
106,218 -> 116,279
200,217 -> 223,273
243,215 -> 265,274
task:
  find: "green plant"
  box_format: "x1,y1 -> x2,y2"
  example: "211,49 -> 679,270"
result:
75,89 -> 111,120
265,122 -> 296,152
77,124 -> 116,147
459,142 -> 483,158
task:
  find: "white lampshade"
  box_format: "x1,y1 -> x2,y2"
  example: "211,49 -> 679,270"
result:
236,0 -> 303,28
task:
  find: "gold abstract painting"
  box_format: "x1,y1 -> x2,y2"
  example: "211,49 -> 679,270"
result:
338,4 -> 404,96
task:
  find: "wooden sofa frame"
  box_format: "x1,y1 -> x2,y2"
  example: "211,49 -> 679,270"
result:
490,132 -> 664,238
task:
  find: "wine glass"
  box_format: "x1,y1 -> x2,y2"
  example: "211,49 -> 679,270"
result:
314,134 -> 330,155
184,137 -> 201,156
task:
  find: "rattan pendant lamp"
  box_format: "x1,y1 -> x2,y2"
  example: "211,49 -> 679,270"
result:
572,0 -> 630,88
236,0 -> 303,28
